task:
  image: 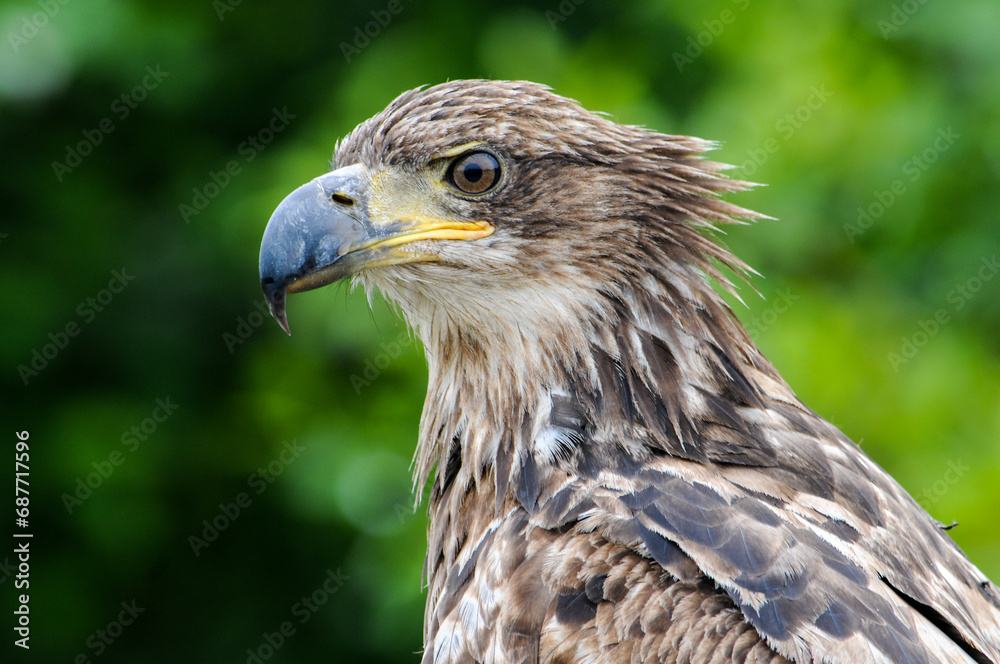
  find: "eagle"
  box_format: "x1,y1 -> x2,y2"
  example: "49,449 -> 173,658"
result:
258,80 -> 1000,663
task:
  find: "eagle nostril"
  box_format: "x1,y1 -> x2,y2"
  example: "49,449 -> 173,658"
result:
331,193 -> 354,206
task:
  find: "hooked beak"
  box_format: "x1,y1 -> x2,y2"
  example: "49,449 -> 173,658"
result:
259,164 -> 493,334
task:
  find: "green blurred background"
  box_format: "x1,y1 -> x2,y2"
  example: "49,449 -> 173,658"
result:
2,0 -> 998,661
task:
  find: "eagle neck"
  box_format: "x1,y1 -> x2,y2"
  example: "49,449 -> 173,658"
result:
413,265 -> 777,511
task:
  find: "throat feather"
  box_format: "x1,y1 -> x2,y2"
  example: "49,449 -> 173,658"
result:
415,274 -> 779,516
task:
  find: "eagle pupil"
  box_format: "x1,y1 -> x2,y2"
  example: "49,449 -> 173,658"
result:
463,164 -> 483,182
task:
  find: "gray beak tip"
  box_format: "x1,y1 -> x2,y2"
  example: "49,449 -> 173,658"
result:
261,277 -> 291,335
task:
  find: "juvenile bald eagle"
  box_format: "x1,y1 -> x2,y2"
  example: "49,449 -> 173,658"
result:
259,80 -> 1000,663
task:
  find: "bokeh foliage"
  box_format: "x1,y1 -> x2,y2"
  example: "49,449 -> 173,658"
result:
2,0 -> 998,661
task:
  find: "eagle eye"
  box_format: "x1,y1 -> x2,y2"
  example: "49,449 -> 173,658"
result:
448,151 -> 501,195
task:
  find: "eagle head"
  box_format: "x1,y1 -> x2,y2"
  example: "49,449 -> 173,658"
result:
259,80 -> 757,344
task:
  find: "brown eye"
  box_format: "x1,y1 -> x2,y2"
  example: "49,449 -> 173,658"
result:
448,151 -> 501,195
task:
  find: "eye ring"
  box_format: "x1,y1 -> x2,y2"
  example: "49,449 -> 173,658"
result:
447,151 -> 502,195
